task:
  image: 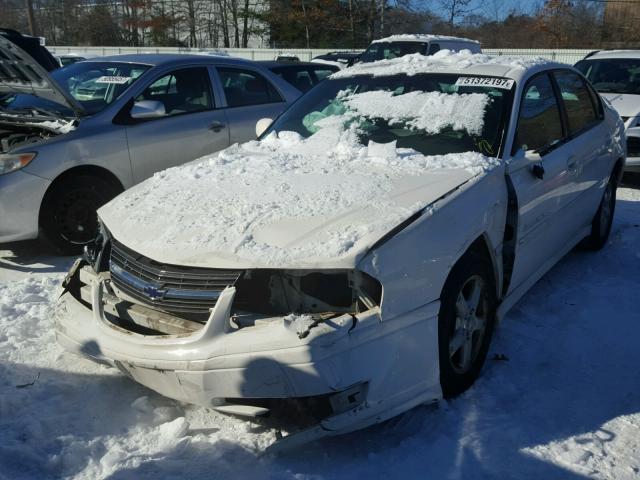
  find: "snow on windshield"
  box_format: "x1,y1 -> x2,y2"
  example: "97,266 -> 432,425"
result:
337,89 -> 490,135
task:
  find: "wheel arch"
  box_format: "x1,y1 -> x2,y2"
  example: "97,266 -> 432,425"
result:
453,233 -> 501,300
38,165 -> 125,227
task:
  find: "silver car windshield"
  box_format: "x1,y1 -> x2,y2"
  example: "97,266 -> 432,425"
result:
267,73 -> 514,158
0,61 -> 150,117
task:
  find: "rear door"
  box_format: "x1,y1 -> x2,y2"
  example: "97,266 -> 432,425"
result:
124,66 -> 230,183
551,69 -> 611,226
505,71 -> 578,293
214,66 -> 289,143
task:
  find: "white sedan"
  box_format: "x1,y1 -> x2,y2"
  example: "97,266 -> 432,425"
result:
54,51 -> 625,450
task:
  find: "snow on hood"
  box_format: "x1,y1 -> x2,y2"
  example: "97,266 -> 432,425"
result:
334,50 -> 549,79
601,93 -> 640,120
100,100 -> 499,269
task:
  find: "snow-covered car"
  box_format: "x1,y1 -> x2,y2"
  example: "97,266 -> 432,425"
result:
55,51 -> 625,449
356,34 -> 481,64
0,36 -> 300,253
575,50 -> 640,172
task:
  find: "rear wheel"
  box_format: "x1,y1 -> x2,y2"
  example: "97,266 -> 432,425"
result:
40,175 -> 120,255
438,252 -> 497,398
581,173 -> 617,251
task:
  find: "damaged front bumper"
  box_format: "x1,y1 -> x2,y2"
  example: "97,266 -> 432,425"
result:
54,261 -> 442,446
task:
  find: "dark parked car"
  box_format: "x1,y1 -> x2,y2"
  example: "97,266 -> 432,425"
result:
261,61 -> 339,93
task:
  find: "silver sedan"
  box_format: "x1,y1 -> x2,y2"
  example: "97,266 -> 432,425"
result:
0,49 -> 300,253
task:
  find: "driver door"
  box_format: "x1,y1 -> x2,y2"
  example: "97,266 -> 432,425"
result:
124,66 -> 230,183
505,72 -> 576,294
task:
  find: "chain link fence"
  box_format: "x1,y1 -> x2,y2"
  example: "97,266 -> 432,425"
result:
50,46 -> 594,65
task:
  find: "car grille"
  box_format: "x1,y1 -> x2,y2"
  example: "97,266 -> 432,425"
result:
109,239 -> 243,321
628,137 -> 640,158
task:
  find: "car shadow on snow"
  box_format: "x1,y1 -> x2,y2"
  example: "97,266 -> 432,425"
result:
0,240 -> 76,275
0,360 -> 241,480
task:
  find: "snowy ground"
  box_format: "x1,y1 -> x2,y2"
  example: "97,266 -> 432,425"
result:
1,181 -> 639,480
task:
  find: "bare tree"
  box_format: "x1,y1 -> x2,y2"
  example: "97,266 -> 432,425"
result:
438,0 -> 475,33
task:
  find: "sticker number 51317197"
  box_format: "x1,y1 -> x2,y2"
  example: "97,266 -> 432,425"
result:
454,77 -> 515,90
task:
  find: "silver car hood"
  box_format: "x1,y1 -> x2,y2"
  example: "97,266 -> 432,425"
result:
0,35 -> 84,116
99,146 -> 483,270
601,93 -> 640,119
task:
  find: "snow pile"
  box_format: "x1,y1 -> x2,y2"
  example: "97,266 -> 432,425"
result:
371,33 -> 479,44
333,50 -> 551,79
101,109 -> 497,267
341,89 -> 490,135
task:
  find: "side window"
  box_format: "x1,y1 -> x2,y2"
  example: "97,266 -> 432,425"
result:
514,73 -> 564,154
275,67 -> 314,92
312,67 -> 337,82
136,67 -> 212,116
427,43 -> 440,55
217,68 -> 283,107
553,70 -> 599,135
585,82 -> 604,119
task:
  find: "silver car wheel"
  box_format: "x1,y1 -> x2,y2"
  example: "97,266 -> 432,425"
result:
449,275 -> 488,375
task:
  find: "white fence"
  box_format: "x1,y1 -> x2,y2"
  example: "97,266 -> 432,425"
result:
50,46 -> 594,65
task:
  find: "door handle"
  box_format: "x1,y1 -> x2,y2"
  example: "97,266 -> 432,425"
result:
209,121 -> 226,132
567,155 -> 578,173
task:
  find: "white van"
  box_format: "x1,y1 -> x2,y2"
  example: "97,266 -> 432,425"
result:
356,34 -> 481,64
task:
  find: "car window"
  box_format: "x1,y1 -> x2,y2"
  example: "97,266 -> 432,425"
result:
136,67 -> 213,116
217,68 -> 283,107
575,58 -> 640,95
273,67 -> 315,92
359,42 -> 428,63
554,70 -> 599,136
312,67 -> 338,81
428,43 -> 440,55
514,73 -> 564,154
268,73 -> 514,158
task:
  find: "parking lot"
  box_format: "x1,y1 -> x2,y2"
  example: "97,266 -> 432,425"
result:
0,177 -> 638,479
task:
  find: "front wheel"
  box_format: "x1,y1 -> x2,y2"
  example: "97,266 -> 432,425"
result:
438,252 -> 497,398
40,175 -> 120,255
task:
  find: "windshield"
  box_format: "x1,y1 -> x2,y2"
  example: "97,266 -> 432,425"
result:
575,58 -> 640,95
0,61 -> 150,116
267,73 -> 514,158
359,42 -> 428,63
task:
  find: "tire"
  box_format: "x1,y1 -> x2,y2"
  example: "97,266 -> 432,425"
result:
39,175 -> 120,255
581,172 -> 617,251
438,251 -> 497,398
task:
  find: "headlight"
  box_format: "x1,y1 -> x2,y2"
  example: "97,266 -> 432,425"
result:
0,152 -> 37,175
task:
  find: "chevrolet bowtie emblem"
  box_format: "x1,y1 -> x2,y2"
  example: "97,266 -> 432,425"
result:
143,285 -> 167,300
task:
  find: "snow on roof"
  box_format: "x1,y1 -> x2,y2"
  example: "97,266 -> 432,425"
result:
333,50 -> 552,80
371,34 -> 479,44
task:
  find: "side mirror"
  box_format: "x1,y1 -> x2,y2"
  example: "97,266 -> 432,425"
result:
255,117 -> 273,138
131,100 -> 166,119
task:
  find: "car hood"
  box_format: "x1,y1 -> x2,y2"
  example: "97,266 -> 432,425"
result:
99,132 -> 497,270
0,35 -> 84,116
601,93 -> 640,119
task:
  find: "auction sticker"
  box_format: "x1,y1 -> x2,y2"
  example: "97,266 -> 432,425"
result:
95,76 -> 131,84
455,77 -> 515,89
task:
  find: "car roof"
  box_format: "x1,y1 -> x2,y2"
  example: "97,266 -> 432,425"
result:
583,50 -> 640,60
259,60 -> 339,69
331,51 -> 568,83
371,34 -> 480,45
82,53 -> 266,68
